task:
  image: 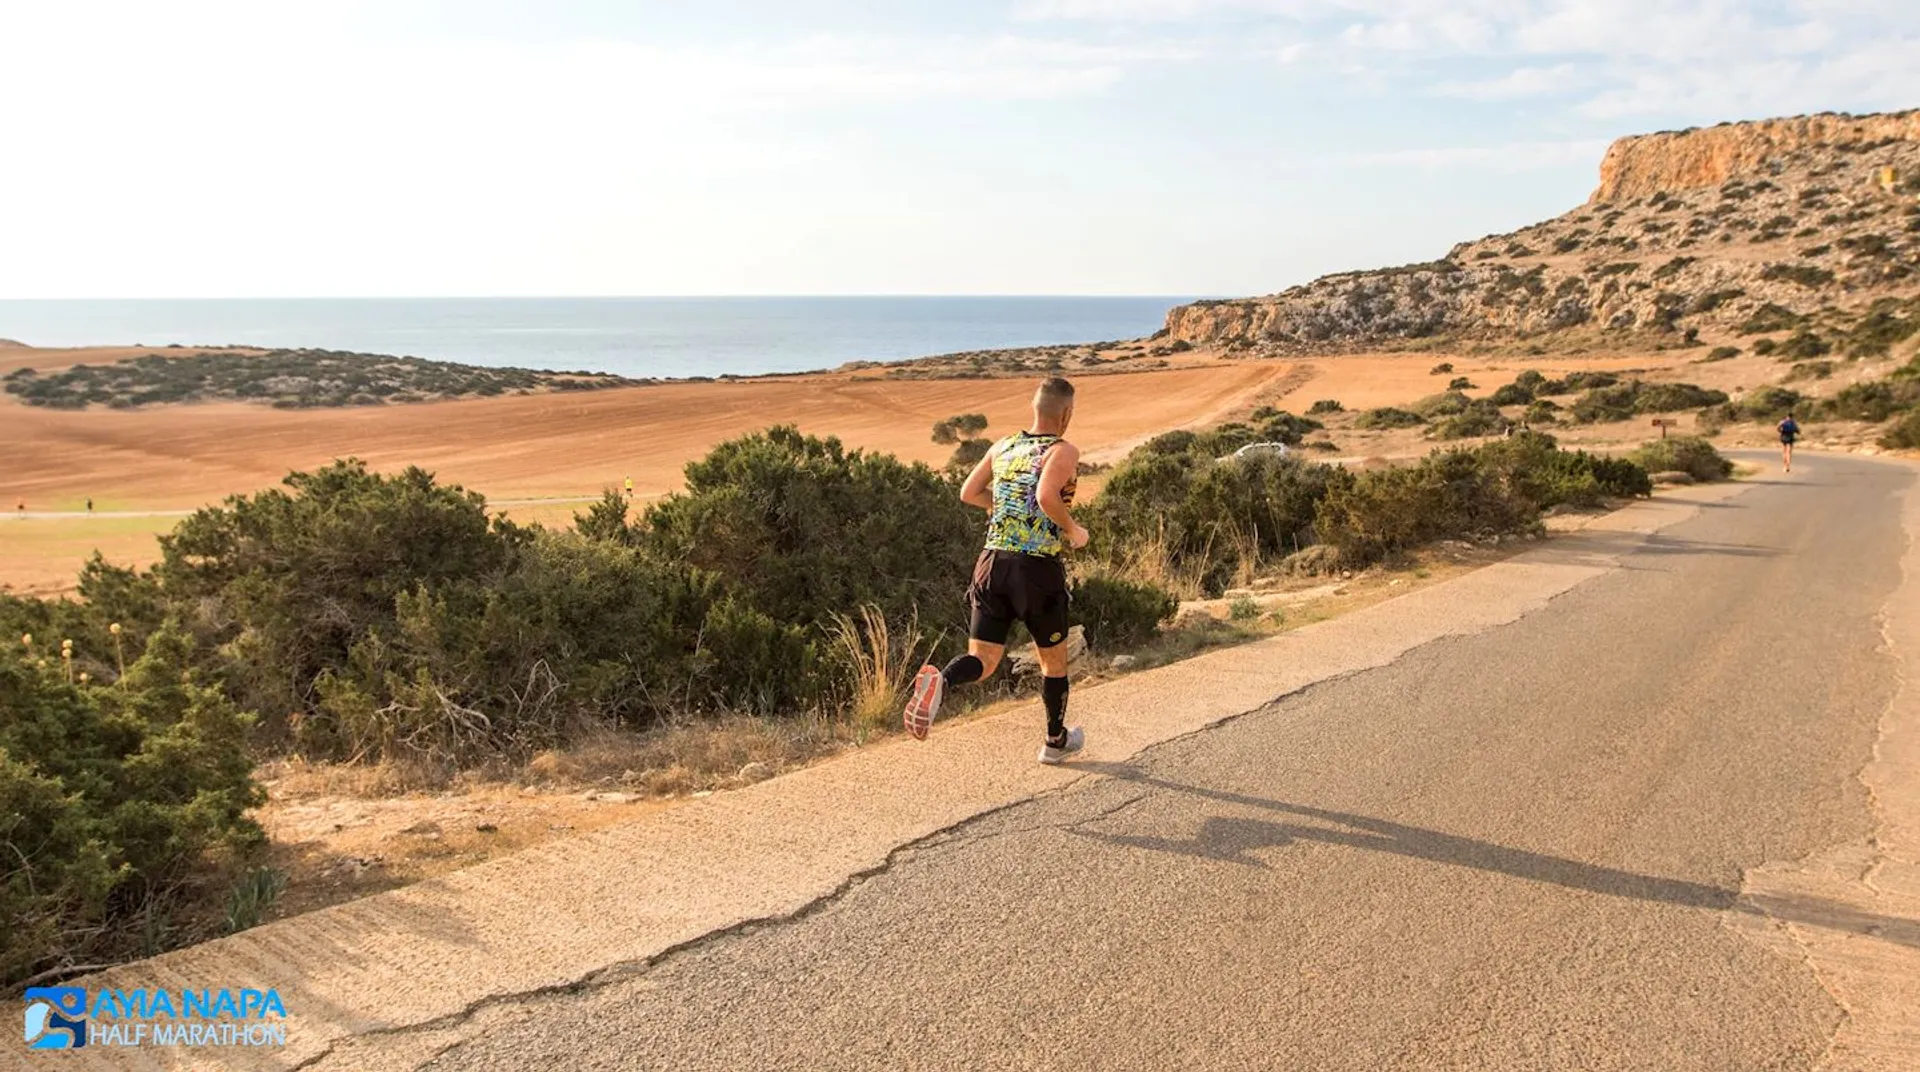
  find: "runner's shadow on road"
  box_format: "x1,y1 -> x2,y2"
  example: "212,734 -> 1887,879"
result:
1072,763 -> 1920,949
1633,535 -> 1783,558
1517,531 -> 1782,572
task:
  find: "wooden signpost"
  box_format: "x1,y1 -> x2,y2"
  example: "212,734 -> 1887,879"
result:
1650,417 -> 1679,439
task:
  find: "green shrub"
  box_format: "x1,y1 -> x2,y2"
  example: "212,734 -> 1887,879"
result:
646,427 -> 976,636
1085,450 -> 1339,595
1628,437 -> 1734,481
1412,391 -> 1472,418
1430,362 -> 1454,374
1880,410 -> 1920,450
1843,300 -> 1920,357
945,437 -> 991,480
1069,575 -> 1178,650
1313,449 -> 1536,566
1760,263 -> 1836,288
1446,376 -> 1477,391
1778,329 -> 1832,360
1702,345 -> 1741,362
1354,407 -> 1426,430
1429,403 -> 1509,439
1739,303 -> 1807,334
1255,411 -> 1324,445
1228,596 -> 1261,621
1538,371 -> 1618,395
158,461 -> 524,741
1785,360 -> 1835,382
1476,432 -> 1651,507
1824,378 -> 1920,422
1753,337 -> 1779,356
1734,386 -> 1805,420
1523,399 -> 1561,425
1306,399 -> 1344,414
1632,382 -> 1730,413
1,627 -> 264,986
1489,383 -> 1534,406
1570,384 -> 1640,423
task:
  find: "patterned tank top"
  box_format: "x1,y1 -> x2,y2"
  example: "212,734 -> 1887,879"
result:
984,431 -> 1076,557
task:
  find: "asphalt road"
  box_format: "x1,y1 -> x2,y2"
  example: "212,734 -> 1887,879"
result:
419,453 -> 1913,1072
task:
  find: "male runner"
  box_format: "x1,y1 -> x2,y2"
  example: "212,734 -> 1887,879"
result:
1778,410 -> 1801,472
904,377 -> 1089,763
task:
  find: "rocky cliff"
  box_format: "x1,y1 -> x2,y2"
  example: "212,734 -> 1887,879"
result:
1593,111 -> 1920,204
1166,109 -> 1920,352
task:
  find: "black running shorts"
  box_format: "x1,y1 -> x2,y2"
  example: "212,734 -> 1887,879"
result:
968,549 -> 1070,648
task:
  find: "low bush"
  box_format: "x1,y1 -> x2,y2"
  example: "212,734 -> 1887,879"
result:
1489,383 -> 1534,406
1785,360 -> 1835,382
1823,376 -> 1920,422
1759,263 -> 1836,288
645,427 -> 977,636
1778,330 -> 1832,360
1476,431 -> 1652,507
1430,362 -> 1455,374
1412,391 -> 1472,418
1537,371 -> 1618,395
1843,298 -> 1920,357
1314,449 -> 1538,566
2,628 -> 264,986
1069,575 -> 1178,650
1629,437 -> 1734,482
1570,381 -> 1728,423
1732,386 -> 1805,421
1085,448 -> 1340,595
1429,402 -> 1509,439
1255,411 -> 1325,445
1447,376 -> 1477,391
1354,407 -> 1426,430
1523,399 -> 1561,425
1881,410 -> 1920,450
1306,399 -> 1344,415
1739,303 -> 1807,334
1569,385 -> 1639,423
1702,345 -> 1741,362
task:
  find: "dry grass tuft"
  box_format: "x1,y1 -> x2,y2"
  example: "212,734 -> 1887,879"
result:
827,604 -> 932,733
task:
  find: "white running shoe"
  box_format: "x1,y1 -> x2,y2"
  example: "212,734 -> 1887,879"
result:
1037,726 -> 1085,765
903,665 -> 943,741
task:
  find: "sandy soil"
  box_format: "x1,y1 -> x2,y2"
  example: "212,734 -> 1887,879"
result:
3,349 -> 1288,590
4,338 -> 1900,595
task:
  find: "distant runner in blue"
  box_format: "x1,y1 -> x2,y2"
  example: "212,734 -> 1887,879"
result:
1777,410 -> 1800,472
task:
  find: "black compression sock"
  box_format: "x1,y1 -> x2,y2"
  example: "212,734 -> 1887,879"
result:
942,654 -> 985,688
1042,675 -> 1069,740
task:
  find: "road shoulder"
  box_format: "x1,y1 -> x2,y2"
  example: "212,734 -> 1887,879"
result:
68,480 -> 1753,1072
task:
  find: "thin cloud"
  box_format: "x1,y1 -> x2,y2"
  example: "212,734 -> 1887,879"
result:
1341,138 -> 1610,172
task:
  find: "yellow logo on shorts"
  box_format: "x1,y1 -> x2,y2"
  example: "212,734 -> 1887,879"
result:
1050,632 -> 1063,643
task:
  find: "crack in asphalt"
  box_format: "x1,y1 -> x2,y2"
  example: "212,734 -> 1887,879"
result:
297,488 -> 1740,1071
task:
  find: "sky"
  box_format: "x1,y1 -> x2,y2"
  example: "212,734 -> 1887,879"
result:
1,1 -> 1916,299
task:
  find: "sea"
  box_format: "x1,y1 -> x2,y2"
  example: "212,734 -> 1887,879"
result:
0,297 -> 1190,380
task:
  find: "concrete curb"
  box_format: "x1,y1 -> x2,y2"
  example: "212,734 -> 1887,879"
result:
64,481 -> 1754,1072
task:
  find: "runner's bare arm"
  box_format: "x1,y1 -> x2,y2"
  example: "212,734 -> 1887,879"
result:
959,448 -> 995,510
1037,441 -> 1088,549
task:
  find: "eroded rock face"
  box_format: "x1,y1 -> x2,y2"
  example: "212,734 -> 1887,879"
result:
1593,111 -> 1920,204
1165,110 -> 1920,353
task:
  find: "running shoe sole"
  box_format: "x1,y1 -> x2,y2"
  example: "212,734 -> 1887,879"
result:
1038,725 -> 1085,765
903,665 -> 943,741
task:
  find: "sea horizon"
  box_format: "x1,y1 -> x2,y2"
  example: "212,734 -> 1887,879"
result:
0,296 -> 1197,380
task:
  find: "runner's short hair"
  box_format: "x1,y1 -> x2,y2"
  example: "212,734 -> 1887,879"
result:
1035,377 -> 1075,418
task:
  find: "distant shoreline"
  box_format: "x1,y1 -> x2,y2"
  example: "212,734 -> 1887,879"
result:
0,295 -> 1190,383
